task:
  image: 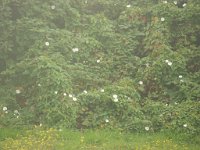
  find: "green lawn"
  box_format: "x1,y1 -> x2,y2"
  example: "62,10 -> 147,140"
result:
0,128 -> 199,150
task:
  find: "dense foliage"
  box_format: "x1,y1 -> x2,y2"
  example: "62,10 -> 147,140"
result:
0,0 -> 199,138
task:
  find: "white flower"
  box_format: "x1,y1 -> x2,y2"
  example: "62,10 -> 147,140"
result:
145,63 -> 149,67
163,1 -> 167,4
165,59 -> 169,63
179,75 -> 183,78
97,59 -> 100,63
145,127 -> 149,131
173,1 -> 177,5
183,3 -> 187,7
3,107 -> 7,111
72,48 -> 79,52
183,124 -> 187,127
83,90 -> 87,94
69,94 -> 73,98
51,5 -> 55,10
85,0 -> 88,4
165,104 -> 168,106
16,116 -> 19,118
180,79 -> 184,82
105,119 -> 109,123
161,17 -> 165,22
113,94 -> 118,99
63,93 -> 67,96
139,81 -> 143,85
16,89 -> 21,94
113,98 -> 118,102
54,91 -> 58,94
73,97 -> 77,101
39,123 -> 42,127
14,110 -> 19,114
5,111 -> 8,114
45,42 -> 49,46
126,4 -> 131,8
100,89 -> 104,92
168,61 -> 172,66
38,83 -> 41,87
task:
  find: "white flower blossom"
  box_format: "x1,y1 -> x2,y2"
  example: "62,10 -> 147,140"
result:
126,4 -> 131,8
14,110 -> 19,114
51,5 -> 55,10
145,127 -> 149,131
45,42 -> 49,46
83,90 -> 87,94
105,119 -> 109,123
100,89 -> 104,92
145,63 -> 150,67
179,75 -> 183,78
38,83 -> 41,87
113,94 -> 118,99
113,98 -> 119,102
175,102 -> 178,105
165,59 -> 169,63
3,107 -> 7,111
180,79 -> 184,82
69,94 -> 73,98
174,1 -> 177,5
17,116 -> 19,118
183,3 -> 187,7
183,124 -> 187,127
54,91 -> 58,94
72,48 -> 79,52
97,59 -> 100,63
139,81 -> 143,85
161,17 -> 165,22
39,123 -> 42,127
163,1 -> 168,4
5,111 -> 8,114
16,89 -> 21,94
168,61 -> 172,66
73,97 -> 77,101
63,93 -> 67,96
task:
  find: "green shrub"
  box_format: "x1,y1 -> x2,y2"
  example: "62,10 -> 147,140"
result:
76,78 -> 151,132
0,0 -> 199,135
142,99 -> 200,141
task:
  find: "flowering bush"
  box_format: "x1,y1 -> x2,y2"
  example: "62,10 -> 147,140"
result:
76,78 -> 150,131
142,100 -> 200,142
0,0 -> 199,136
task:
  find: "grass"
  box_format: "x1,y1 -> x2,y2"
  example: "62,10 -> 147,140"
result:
0,128 -> 24,141
0,127 -> 199,150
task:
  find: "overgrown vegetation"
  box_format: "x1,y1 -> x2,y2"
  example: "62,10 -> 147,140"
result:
0,0 -> 199,147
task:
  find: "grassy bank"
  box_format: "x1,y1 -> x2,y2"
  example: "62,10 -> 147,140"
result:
0,128 -> 199,150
